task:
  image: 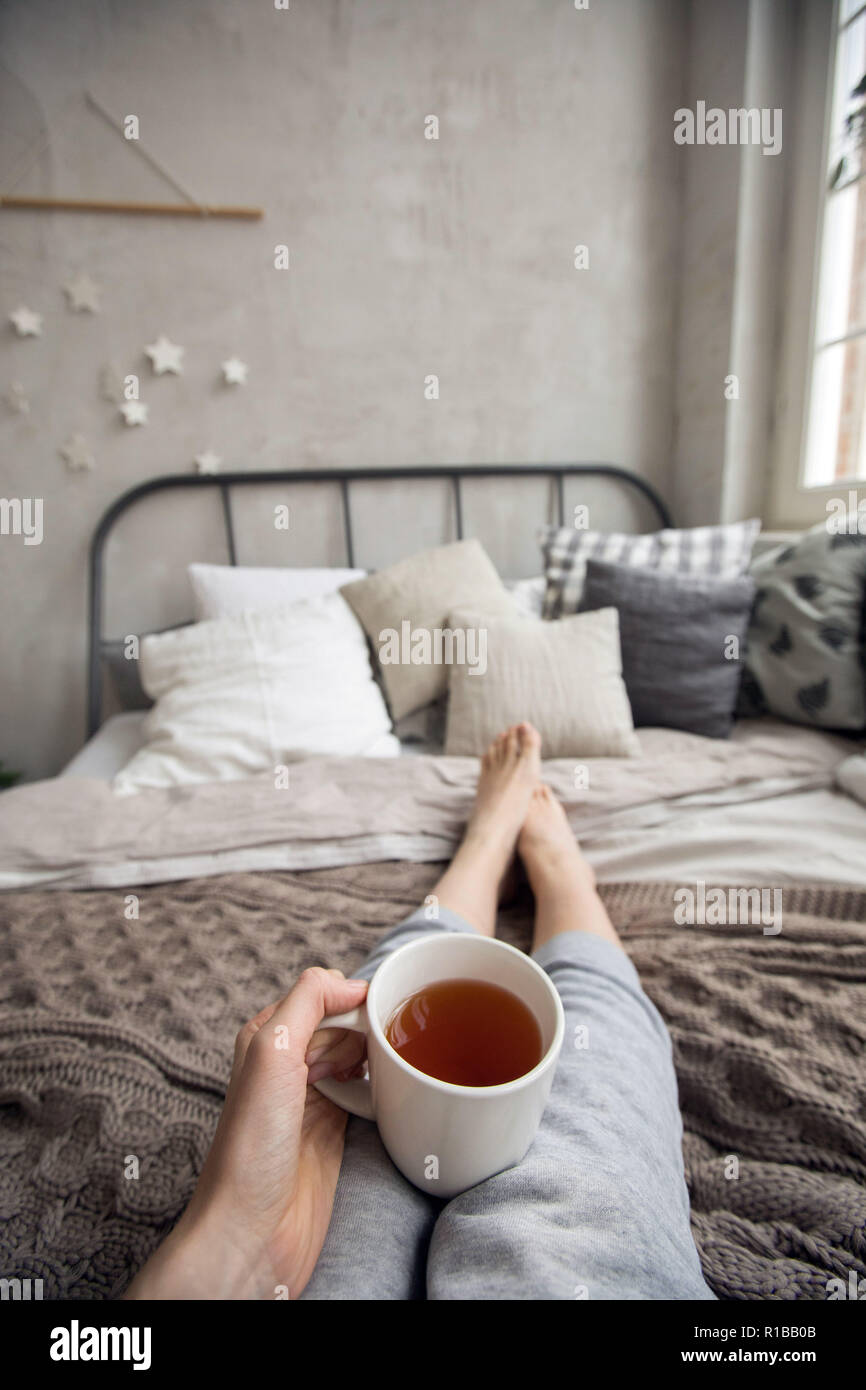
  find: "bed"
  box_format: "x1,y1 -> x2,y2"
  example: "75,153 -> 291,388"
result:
1,463 -> 865,1301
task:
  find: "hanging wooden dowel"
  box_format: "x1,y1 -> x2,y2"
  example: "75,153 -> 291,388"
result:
0,194 -> 262,219
0,91 -> 263,222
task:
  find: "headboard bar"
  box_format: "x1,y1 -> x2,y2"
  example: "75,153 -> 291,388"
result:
340,476 -> 355,567
87,463 -> 673,736
453,474 -> 464,540
219,484 -> 238,566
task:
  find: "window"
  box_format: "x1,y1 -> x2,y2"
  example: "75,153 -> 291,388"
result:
802,0 -> 866,486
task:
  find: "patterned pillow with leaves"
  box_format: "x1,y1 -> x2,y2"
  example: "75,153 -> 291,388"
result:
739,521 -> 866,731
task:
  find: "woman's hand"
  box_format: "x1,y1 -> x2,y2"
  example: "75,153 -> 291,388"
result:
124,967 -> 368,1300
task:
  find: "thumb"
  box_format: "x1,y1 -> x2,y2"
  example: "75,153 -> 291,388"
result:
271,967 -> 368,1062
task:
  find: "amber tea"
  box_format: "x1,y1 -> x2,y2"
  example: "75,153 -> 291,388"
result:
384,976 -> 543,1086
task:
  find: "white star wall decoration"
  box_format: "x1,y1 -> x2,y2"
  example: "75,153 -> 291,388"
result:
9,307 -> 43,337
221,357 -> 249,385
63,273 -> 101,313
119,400 -> 149,427
5,382 -> 30,415
193,450 -> 222,475
145,335 -> 184,375
60,433 -> 96,472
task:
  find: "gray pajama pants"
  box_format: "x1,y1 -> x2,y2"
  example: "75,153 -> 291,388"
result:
300,907 -> 715,1301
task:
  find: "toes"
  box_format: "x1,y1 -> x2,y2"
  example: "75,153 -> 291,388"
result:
484,725 -> 540,769
484,732 -> 506,766
517,721 -> 541,756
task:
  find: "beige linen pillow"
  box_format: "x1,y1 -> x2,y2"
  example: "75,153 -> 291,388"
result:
444,606 -> 640,758
340,539 -> 516,719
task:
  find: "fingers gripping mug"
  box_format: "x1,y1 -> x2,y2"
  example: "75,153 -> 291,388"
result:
314,933 -> 565,1199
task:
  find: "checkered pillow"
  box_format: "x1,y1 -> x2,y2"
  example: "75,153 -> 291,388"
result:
538,519 -> 761,619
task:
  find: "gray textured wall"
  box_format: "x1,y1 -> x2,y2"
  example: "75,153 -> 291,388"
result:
671,0 -> 748,527
1,0 -> 688,779
670,0 -> 796,530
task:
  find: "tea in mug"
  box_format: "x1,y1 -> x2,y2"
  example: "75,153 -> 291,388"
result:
384,976 -> 543,1086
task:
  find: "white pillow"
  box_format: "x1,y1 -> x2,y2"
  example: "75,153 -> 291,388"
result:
114,593 -> 398,793
188,563 -> 366,620
504,576 -> 545,619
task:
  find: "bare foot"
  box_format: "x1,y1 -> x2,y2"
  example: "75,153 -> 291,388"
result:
467,723 -> 542,870
518,785 -> 594,895
518,786 -> 623,952
428,723 -> 541,936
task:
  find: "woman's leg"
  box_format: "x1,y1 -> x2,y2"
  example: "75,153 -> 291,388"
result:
300,725 -> 541,1300
420,722 -> 541,936
427,787 -> 715,1301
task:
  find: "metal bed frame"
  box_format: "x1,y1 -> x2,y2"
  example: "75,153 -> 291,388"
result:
87,463 -> 673,736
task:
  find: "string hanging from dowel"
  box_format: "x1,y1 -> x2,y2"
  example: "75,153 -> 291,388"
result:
84,91 -> 202,209
0,90 -> 263,220
2,124 -> 54,199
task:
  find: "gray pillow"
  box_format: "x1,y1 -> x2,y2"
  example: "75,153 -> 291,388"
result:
539,518 -> 760,618
739,523 -> 866,731
579,559 -> 755,738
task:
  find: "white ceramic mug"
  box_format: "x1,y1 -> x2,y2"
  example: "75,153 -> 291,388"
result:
314,932 -> 565,1199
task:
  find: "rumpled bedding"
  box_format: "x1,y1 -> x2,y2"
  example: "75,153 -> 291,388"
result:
0,718 -> 864,1301
0,721 -> 855,890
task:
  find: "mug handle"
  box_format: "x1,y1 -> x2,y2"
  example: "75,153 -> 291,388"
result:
311,1004 -> 375,1120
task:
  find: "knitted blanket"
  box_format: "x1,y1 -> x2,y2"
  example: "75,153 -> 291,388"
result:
0,868 -> 864,1301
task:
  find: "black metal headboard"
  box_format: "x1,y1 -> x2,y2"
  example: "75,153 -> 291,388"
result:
87,463 -> 673,736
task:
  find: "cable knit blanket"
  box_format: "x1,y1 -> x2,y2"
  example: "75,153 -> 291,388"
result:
0,868 -> 864,1301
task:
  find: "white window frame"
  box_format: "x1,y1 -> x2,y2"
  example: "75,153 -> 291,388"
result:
768,0 -> 865,526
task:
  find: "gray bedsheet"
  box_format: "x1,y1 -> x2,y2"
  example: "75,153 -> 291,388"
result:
0,721 -> 856,890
